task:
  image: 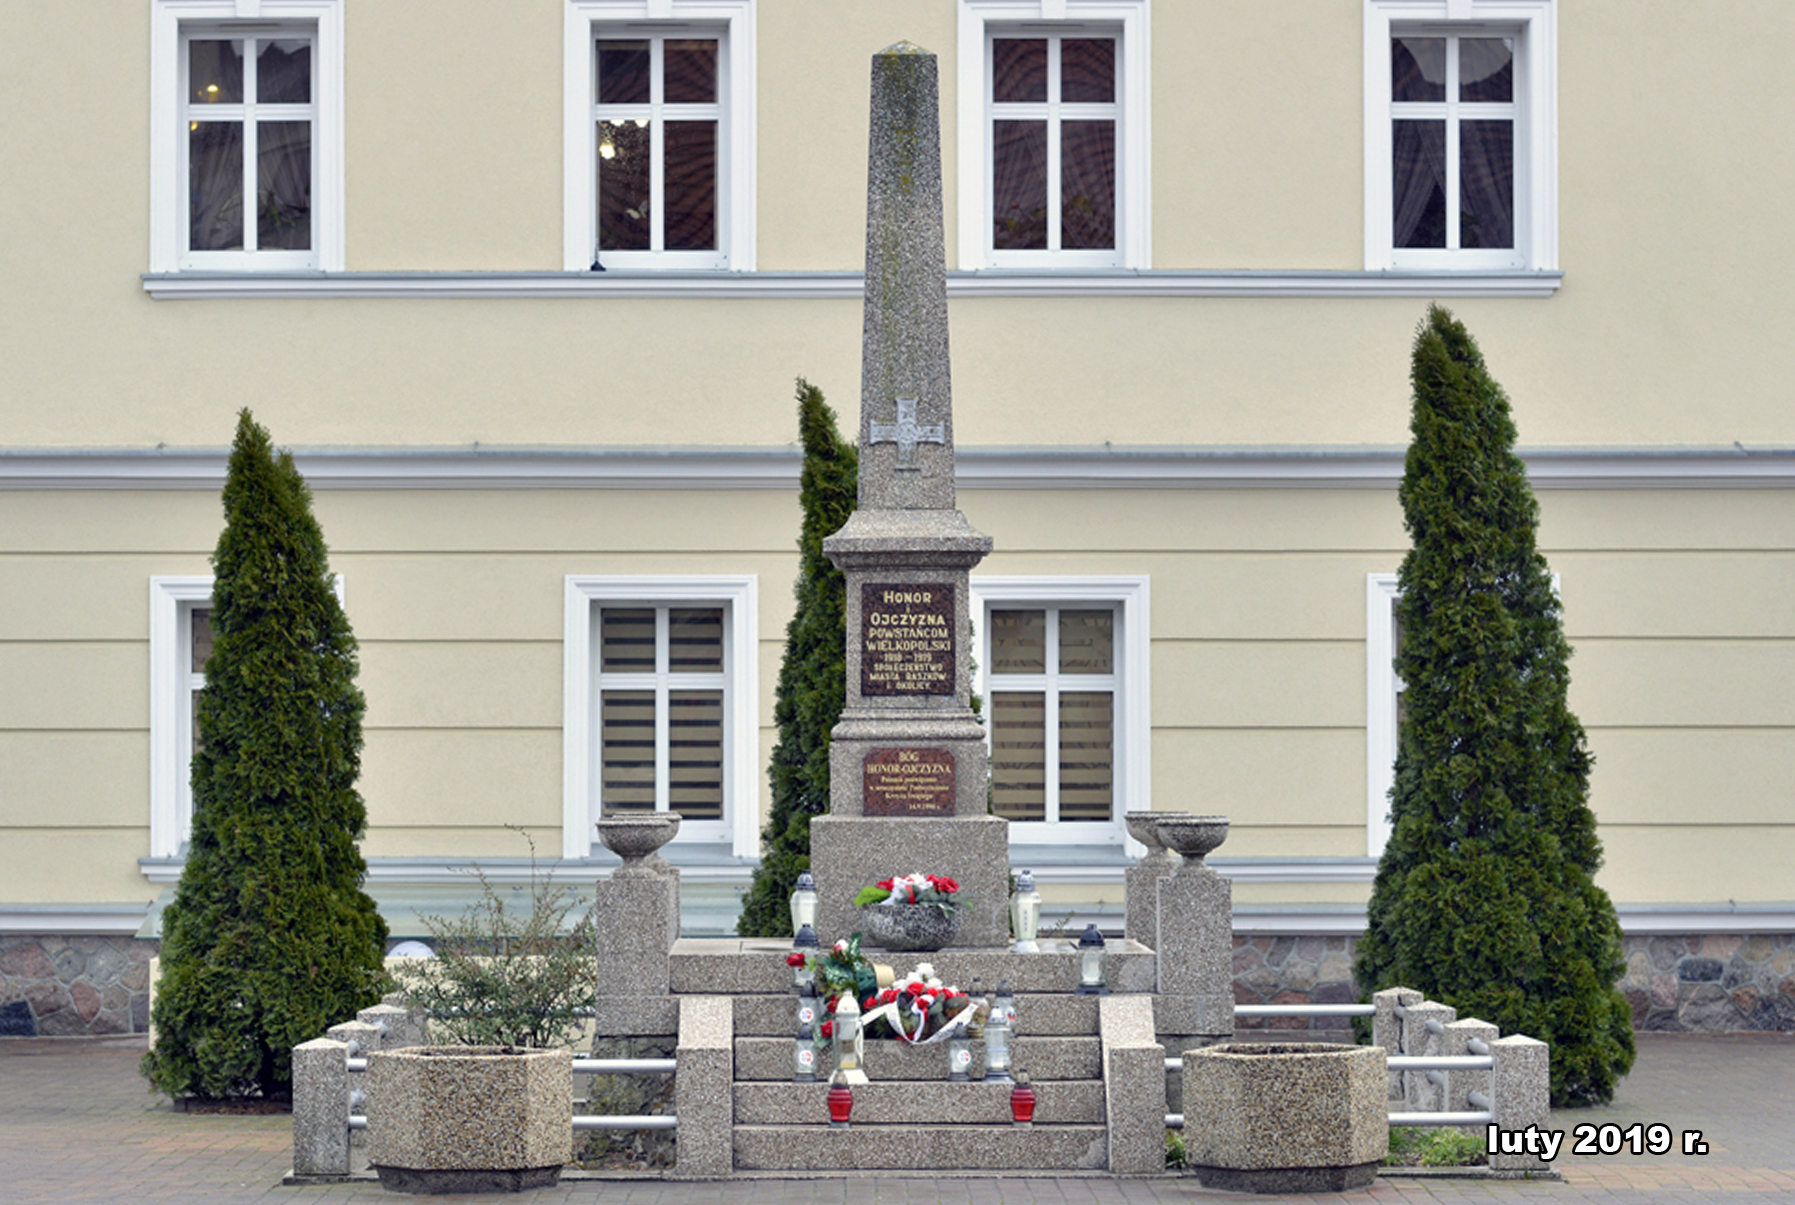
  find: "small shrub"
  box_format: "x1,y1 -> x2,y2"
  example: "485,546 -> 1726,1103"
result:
1165,1129 -> 1186,1169
1384,1125 -> 1488,1167
389,832 -> 596,1050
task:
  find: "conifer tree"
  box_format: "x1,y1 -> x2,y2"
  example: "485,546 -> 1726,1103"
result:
737,381 -> 858,936
143,410 -> 387,1099
1355,307 -> 1635,1107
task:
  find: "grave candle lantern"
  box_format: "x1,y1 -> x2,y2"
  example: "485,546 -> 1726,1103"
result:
1010,868 -> 1042,953
947,1031 -> 972,1081
827,1081 -> 854,1129
793,984 -> 819,1081
831,991 -> 868,1084
1075,923 -> 1109,995
790,870 -> 820,951
1010,1074 -> 1037,1127
982,979 -> 1016,1083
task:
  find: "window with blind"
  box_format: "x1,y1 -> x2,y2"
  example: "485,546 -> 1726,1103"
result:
596,605 -> 728,825
987,606 -> 1120,830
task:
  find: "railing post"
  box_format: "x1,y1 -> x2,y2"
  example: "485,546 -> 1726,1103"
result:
291,1038 -> 351,1177
671,996 -> 731,1179
1488,1035 -> 1550,1175
1400,1001 -> 1455,1113
327,1020 -> 381,1146
362,999 -> 428,1049
1443,1018 -> 1497,1119
1371,987 -> 1421,1101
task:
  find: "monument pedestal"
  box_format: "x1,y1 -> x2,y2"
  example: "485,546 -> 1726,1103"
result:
810,816 -> 1010,950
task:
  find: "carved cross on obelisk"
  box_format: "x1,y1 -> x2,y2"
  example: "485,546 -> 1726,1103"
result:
869,397 -> 945,471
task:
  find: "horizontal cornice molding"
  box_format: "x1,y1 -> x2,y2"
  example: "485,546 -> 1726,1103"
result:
7,446 -> 1793,491
16,894 -> 1790,937
141,267 -> 1564,301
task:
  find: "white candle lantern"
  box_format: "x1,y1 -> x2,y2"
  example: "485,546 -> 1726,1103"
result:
1010,869 -> 1042,953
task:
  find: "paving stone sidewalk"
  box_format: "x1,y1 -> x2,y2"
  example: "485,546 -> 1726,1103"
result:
3,1033 -> 1791,1204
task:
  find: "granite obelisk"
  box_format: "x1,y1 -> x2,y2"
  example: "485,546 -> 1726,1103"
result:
809,43 -> 1006,949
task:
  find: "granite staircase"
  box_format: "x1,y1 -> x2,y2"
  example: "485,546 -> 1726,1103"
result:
668,940 -> 1165,1174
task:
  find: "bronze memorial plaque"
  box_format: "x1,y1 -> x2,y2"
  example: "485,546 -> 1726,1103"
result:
863,747 -> 956,816
861,583 -> 955,696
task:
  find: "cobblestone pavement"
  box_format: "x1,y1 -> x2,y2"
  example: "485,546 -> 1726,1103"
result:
3,1033 -> 1791,1204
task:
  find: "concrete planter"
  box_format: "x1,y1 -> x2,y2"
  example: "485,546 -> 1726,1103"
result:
366,1046 -> 572,1194
1183,1042 -> 1387,1193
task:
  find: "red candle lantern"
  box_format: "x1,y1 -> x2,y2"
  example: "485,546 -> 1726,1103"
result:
827,1082 -> 854,1129
1010,1080 -> 1037,1127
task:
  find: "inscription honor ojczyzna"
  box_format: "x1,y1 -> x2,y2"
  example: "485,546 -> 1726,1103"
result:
860,583 -> 954,696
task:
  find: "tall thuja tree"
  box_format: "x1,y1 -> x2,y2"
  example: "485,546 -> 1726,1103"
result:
143,410 -> 387,1099
1355,307 -> 1634,1107
737,381 -> 858,936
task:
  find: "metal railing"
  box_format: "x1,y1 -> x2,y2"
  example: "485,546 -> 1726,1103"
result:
293,1001 -> 684,1178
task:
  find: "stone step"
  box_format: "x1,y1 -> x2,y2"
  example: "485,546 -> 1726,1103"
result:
733,1124 -> 1109,1172
734,1079 -> 1107,1126
671,938 -> 1155,996
730,992 -> 1101,1037
733,1035 -> 1100,1083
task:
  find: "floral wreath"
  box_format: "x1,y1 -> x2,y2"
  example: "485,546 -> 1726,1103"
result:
788,934 -> 984,1045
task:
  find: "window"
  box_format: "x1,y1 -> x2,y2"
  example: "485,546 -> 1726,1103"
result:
956,0 -> 1150,270
149,0 -> 344,272
1367,569 -> 1558,857
149,573 -> 342,861
970,576 -> 1150,847
563,1 -> 756,271
562,576 -> 757,859
1364,0 -> 1556,271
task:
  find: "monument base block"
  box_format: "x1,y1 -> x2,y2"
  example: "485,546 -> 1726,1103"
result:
810,815 -> 1010,949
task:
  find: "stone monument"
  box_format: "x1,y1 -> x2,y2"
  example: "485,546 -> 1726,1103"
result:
809,43 -> 1007,950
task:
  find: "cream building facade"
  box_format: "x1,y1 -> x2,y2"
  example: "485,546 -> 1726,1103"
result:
1,0 -> 1790,1036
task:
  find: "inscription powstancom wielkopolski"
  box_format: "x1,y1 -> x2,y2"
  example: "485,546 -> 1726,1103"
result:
860,583 -> 955,696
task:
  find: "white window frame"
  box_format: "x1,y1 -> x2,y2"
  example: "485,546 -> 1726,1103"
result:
1364,0 -> 1556,272
1365,574 -> 1403,857
957,0 -> 1150,271
149,0 -> 345,273
562,575 -> 758,859
969,575 -> 1150,850
150,573 -> 345,861
563,0 -> 756,272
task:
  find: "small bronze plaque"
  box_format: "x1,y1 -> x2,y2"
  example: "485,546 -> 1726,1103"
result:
861,582 -> 955,696
863,747 -> 956,816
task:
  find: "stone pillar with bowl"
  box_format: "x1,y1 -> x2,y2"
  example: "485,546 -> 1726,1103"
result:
1123,810 -> 1185,951
592,815 -> 682,1034
1153,815 -> 1235,1051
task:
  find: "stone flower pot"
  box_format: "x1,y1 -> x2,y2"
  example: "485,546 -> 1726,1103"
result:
1182,1042 -> 1387,1193
860,903 -> 961,951
367,1046 -> 572,1194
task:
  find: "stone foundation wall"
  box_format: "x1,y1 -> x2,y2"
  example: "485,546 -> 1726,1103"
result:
0,935 -> 158,1037
1621,934 -> 1795,1033
1230,933 -> 1795,1036
1230,936 -> 1361,1036
4,929 -> 1792,1039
